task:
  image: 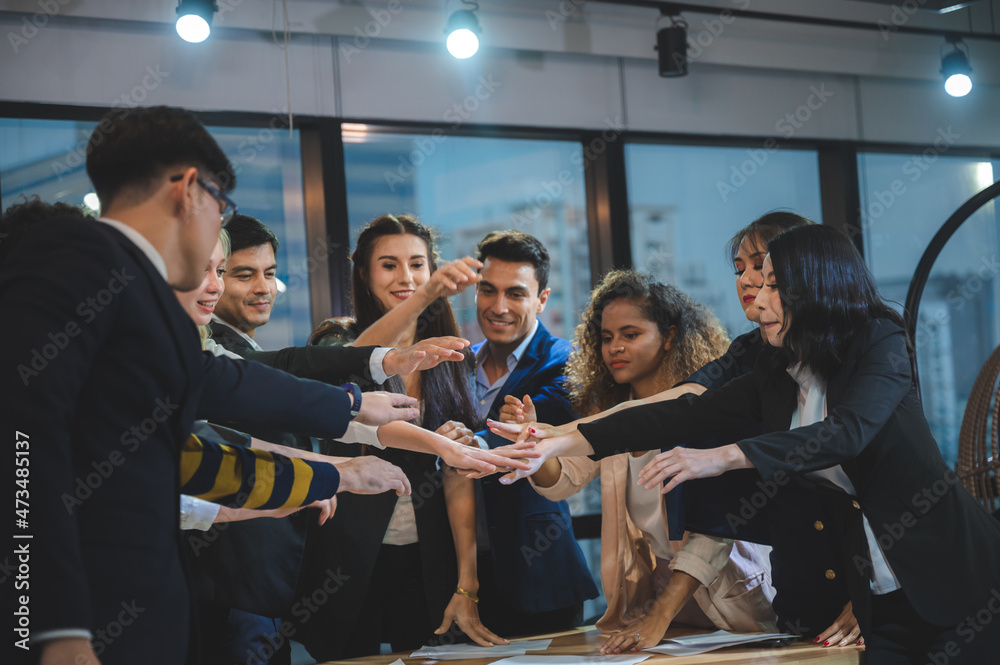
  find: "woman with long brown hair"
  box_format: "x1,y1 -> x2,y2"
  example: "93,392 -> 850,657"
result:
308,214 -> 504,656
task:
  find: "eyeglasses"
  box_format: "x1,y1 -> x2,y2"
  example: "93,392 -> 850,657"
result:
170,173 -> 238,224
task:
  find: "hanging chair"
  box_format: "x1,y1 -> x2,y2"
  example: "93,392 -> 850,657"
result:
957,341 -> 1000,517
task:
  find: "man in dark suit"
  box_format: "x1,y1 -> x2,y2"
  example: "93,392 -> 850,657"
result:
469,231 -> 598,637
0,106 -> 420,665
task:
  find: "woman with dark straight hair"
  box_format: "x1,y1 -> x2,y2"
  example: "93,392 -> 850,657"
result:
493,224 -> 1000,663
504,213 -> 855,652
306,213 -> 505,658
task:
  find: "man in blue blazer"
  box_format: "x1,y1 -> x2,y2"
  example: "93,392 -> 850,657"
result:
471,231 -> 598,637
0,106 -> 419,665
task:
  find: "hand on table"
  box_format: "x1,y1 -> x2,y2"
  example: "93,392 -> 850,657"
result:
814,601 -> 863,647
600,612 -> 671,653
435,593 -> 508,648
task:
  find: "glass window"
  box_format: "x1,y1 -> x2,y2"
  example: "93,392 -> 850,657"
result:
625,143 -> 824,339
859,152 -> 1000,468
207,127 -> 310,350
0,118 -> 311,349
342,130 -> 591,343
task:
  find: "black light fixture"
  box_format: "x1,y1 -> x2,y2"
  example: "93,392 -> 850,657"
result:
941,37 -> 973,97
176,0 -> 218,43
656,13 -> 688,77
445,1 -> 482,59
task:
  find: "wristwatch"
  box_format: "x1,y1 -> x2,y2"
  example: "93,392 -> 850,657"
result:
340,382 -> 362,419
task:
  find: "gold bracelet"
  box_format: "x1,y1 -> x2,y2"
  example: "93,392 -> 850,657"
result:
455,587 -> 479,603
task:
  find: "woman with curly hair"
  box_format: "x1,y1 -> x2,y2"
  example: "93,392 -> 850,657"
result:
519,270 -> 778,643
499,213 -> 856,654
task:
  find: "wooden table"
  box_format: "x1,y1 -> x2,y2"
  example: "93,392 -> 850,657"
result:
321,626 -> 864,665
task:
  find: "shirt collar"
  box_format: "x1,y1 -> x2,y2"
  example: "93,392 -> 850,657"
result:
475,319 -> 539,371
787,362 -> 821,391
211,313 -> 263,352
95,217 -> 168,281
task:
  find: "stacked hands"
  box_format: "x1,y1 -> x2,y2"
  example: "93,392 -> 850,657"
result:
487,398 -> 734,491
487,396 -> 862,651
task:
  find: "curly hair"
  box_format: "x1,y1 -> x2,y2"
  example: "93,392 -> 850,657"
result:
567,270 -> 730,416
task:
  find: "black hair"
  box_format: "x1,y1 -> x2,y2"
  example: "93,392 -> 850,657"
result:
767,224 -> 904,380
308,317 -> 359,347
0,197 -> 91,264
350,213 -> 477,431
725,210 -> 815,265
476,230 -> 550,294
225,214 -> 280,255
86,105 -> 235,210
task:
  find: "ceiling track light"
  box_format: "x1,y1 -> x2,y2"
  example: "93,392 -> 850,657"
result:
445,1 -> 482,59
655,12 -> 688,78
176,0 -> 218,44
941,36 -> 973,97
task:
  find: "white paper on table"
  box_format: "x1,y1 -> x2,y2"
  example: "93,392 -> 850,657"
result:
410,638 -> 552,659
641,630 -> 800,657
493,655 -> 651,665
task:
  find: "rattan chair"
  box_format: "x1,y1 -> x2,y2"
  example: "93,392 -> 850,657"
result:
957,343 -> 1000,518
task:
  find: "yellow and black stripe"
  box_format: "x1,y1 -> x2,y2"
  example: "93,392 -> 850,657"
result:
180,434 -> 340,509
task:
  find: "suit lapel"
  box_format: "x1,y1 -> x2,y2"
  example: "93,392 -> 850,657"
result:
486,324 -> 546,419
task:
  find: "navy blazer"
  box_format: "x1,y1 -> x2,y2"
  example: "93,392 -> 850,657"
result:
1,218 -> 359,665
673,330 -> 848,635
581,319 -> 1000,634
472,322 -> 598,613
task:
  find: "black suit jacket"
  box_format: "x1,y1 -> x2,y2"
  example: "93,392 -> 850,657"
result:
581,319 -> 1000,633
207,321 -> 380,385
190,322 -> 382,621
1,218 -> 357,665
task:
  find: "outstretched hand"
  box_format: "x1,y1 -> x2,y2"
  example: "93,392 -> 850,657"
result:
306,497 -> 338,525
437,420 -> 475,447
499,394 -> 537,424
485,419 -> 565,445
353,391 -> 420,426
637,444 -> 749,494
383,336 -> 471,376
435,437 -> 541,479
335,456 -> 411,496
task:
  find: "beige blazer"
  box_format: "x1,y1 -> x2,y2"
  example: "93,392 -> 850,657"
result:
531,453 -> 778,634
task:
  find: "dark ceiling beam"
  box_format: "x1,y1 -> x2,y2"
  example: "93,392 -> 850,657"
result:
594,1 -> 1000,43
